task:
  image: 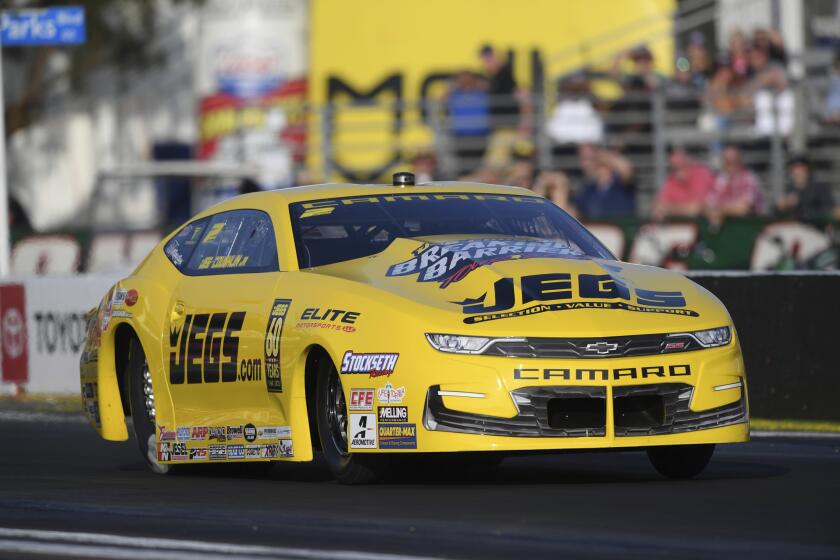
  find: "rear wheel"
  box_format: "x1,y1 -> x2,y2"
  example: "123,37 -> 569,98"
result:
647,444 -> 715,479
127,337 -> 172,475
315,355 -> 384,484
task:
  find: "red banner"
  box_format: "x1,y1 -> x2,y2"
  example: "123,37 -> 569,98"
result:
0,284 -> 29,384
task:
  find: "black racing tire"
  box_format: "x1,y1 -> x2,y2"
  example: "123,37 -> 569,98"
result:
127,337 -> 173,475
315,354 -> 385,484
647,444 -> 715,479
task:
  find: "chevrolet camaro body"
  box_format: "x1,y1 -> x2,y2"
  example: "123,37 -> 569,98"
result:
80,180 -> 748,479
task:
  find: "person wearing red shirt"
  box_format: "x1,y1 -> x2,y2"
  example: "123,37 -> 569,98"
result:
706,144 -> 764,224
652,147 -> 715,220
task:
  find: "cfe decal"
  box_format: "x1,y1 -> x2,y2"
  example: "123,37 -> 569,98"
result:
341,351 -> 399,378
454,273 -> 699,324
386,239 -> 586,288
264,299 -> 292,393
169,311 -> 260,384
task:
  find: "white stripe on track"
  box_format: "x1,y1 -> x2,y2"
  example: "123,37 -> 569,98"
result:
751,429 -> 840,440
0,528 -> 439,560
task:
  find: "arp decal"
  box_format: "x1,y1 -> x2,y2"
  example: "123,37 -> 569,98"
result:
341,351 -> 398,378
169,311 -> 252,384
264,299 -> 291,393
514,364 -> 692,382
378,423 -> 417,449
297,308 -> 360,332
349,413 -> 376,449
387,239 -> 586,288
455,273 -> 698,324
378,406 -> 408,423
190,426 -> 208,440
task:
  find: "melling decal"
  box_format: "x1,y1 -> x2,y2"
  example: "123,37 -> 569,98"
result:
264,299 -> 291,393
386,239 -> 585,288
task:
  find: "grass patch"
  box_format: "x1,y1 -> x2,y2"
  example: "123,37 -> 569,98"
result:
750,418 -> 840,433
0,394 -> 82,414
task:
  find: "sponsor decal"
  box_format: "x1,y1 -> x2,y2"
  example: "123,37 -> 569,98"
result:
262,443 -> 280,459
208,427 -> 226,441
158,442 -> 172,462
388,239 -> 586,288
257,426 -> 290,440
209,444 -> 227,460
455,273 -> 698,324
227,444 -> 245,459
278,440 -> 293,458
158,426 -> 177,441
111,310 -> 132,319
191,426 -> 209,440
246,444 -> 262,459
340,351 -> 398,378
296,308 -> 359,332
101,288 -> 114,332
377,382 -> 406,404
244,423 -> 257,443
82,382 -> 100,426
349,413 -> 376,449
197,254 -> 250,270
34,311 -> 87,355
172,442 -> 188,460
227,425 -> 244,441
169,311 -> 252,384
349,388 -> 374,411
176,426 -> 191,441
125,289 -> 139,307
0,284 -> 28,384
378,406 -> 408,423
514,364 -> 692,382
264,299 -> 291,393
665,341 -> 687,351
189,447 -> 208,461
112,289 -> 127,307
378,423 -> 417,449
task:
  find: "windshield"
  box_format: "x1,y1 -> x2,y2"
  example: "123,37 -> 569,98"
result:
289,192 -> 614,268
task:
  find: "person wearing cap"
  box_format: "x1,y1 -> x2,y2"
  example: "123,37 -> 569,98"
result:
652,146 -> 715,221
776,156 -> 837,220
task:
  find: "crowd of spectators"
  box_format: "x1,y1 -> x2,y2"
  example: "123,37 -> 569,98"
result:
429,31 -> 840,222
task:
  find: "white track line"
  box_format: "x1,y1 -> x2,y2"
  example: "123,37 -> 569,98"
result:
751,430 -> 840,440
0,528 -> 439,560
0,411 -> 86,423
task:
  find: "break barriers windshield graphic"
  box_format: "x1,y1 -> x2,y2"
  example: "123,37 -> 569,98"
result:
386,239 -> 586,288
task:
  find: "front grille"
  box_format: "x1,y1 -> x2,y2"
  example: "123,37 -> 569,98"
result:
425,385 -> 606,437
613,383 -> 747,436
483,333 -> 701,359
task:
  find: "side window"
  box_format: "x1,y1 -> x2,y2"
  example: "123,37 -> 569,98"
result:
183,209 -> 279,275
164,218 -> 209,270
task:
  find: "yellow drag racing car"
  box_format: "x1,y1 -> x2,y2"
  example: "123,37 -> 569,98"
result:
80,173 -> 748,483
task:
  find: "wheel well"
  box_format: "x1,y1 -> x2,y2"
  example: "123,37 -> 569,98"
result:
113,324 -> 136,417
304,345 -> 329,451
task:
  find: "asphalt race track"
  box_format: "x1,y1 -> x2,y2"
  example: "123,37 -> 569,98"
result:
0,413 -> 838,559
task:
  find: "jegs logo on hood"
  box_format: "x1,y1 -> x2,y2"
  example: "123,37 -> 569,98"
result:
386,239 -> 586,288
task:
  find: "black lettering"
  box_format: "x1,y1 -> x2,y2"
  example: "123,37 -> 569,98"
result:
300,308 -> 315,320
343,311 -> 360,324
187,314 -> 208,384
576,369 -> 609,381
613,367 -> 637,380
222,312 -> 245,382
514,368 -> 539,380
543,368 -> 571,380
641,366 -> 666,378
203,313 -> 226,383
669,364 -> 691,376
463,278 -> 516,313
169,315 -> 191,385
328,309 -> 344,321
578,274 -> 631,300
521,273 -> 572,304
636,289 -> 686,307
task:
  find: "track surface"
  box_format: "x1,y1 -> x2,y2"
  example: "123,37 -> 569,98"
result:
0,414 -> 838,559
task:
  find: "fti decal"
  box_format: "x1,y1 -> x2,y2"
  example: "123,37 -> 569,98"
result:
264,299 -> 291,393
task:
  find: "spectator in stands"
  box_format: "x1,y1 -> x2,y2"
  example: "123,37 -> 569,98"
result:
652,146 -> 715,220
727,30 -> 751,79
545,73 -> 604,145
667,54 -> 703,127
686,31 -> 716,88
503,140 -> 539,188
776,156 -> 837,219
753,28 -> 788,66
706,144 -> 764,223
703,60 -> 746,134
446,70 -> 490,175
608,45 -> 665,135
572,144 -> 636,218
823,52 -> 840,125
748,46 -> 794,137
411,149 -> 437,183
479,45 -> 531,168
531,170 -> 573,212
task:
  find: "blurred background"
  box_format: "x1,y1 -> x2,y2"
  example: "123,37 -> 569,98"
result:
2,0 -> 840,277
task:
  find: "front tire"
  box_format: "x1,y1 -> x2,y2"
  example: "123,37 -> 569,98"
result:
647,444 -> 715,479
315,354 -> 384,484
127,337 -> 172,475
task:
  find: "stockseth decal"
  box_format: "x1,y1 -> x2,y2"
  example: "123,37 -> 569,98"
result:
378,406 -> 408,423
227,444 -> 245,459
378,423 -> 417,449
209,444 -> 226,460
297,308 -> 360,332
189,448 -> 208,461
169,311 -> 249,384
377,382 -> 405,404
349,413 -> 376,449
514,364 -> 692,382
349,388 -> 375,411
341,351 -> 398,378
264,299 -> 291,393
387,239 -> 586,288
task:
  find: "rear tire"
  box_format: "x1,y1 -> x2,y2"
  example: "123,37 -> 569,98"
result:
315,354 -> 384,484
127,337 -> 173,475
647,444 -> 715,479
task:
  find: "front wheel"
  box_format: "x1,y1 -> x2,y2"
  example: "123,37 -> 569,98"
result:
315,354 -> 384,484
647,444 -> 715,479
127,337 -> 172,475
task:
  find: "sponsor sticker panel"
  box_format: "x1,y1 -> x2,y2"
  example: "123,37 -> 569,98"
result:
378,423 -> 417,450
341,351 -> 398,378
349,413 -> 376,449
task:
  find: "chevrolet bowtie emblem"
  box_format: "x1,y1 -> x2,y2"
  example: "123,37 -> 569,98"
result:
584,342 -> 619,355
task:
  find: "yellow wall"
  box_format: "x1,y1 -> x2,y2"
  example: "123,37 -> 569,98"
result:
309,0 -> 675,181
